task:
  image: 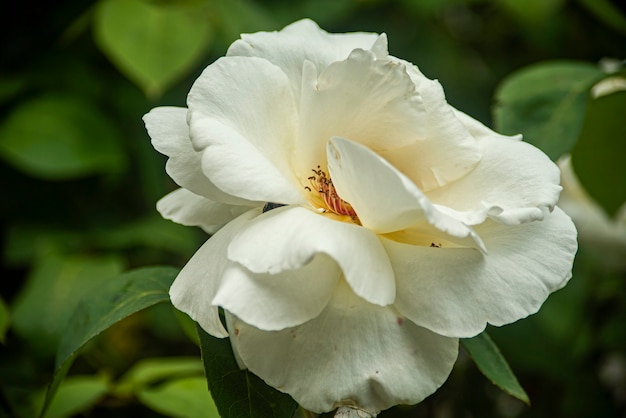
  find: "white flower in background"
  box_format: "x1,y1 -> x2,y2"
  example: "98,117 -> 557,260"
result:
558,155 -> 626,268
144,19 -> 577,415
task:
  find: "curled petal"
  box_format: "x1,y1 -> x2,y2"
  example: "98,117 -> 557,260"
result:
229,280 -> 459,414
157,188 -> 252,234
213,253 -> 340,331
169,209 -> 260,338
426,128 -> 562,226
144,106 -> 249,205
187,56 -> 305,205
227,206 -> 396,306
327,137 -> 485,252
386,207 -> 577,338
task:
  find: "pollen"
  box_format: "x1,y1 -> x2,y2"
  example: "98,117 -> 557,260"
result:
307,166 -> 357,217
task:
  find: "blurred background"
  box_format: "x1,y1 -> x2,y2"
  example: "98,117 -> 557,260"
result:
1,0 -> 625,417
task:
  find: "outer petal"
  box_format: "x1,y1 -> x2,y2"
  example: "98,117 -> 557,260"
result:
426,134 -> 562,226
169,209 -> 260,338
386,207 -> 577,338
157,188 -> 252,234
327,137 -> 485,252
227,206 -> 396,306
187,56 -> 305,205
144,106 -> 249,205
213,253 -> 340,331
229,280 -> 459,414
227,19 -> 385,102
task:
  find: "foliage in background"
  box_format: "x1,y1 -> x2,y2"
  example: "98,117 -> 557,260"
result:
0,0 -> 625,417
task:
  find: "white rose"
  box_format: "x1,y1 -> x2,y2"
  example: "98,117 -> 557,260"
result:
144,19 -> 577,415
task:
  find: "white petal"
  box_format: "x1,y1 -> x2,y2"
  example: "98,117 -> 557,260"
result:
426,134 -> 562,226
157,188 -> 252,234
229,280 -> 459,414
453,108 -> 523,142
327,137 -> 485,252
378,80 -> 481,191
227,19 -> 384,102
227,206 -> 396,306
169,209 -> 260,338
187,56 -> 305,205
143,107 -> 249,205
295,48 -> 425,177
213,253 -> 340,331
386,207 -> 577,338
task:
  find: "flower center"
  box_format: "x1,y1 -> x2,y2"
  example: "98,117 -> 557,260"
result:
305,166 -> 357,217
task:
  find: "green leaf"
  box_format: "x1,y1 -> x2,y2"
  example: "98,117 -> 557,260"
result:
40,266 -> 179,417
197,325 -> 298,418
461,332 -> 530,405
493,61 -> 605,160
94,0 -> 213,98
38,374 -> 110,418
497,0 -> 565,23
138,376 -> 220,418
115,357 -> 204,396
208,0 -> 277,44
572,89 -> 626,217
0,94 -> 127,179
11,251 -> 124,356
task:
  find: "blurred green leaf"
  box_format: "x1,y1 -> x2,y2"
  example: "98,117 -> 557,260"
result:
138,376 -> 220,418
493,61 -> 605,160
208,0 -> 277,44
0,94 -> 127,179
94,216 -> 202,257
197,325 -> 298,418
94,0 -> 213,97
39,374 -> 110,418
461,332 -> 530,405
496,0 -> 564,23
0,75 -> 26,104
115,357 -> 204,396
577,0 -> 626,36
41,266 -> 178,417
0,295 -> 8,344
11,251 -> 124,356
572,90 -> 626,217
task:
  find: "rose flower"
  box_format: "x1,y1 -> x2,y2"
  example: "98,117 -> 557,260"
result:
144,19 -> 577,415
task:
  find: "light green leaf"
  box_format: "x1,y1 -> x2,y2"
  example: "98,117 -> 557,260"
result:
493,61 -> 605,160
208,0 -> 277,44
572,90 -> 626,217
197,325 -> 298,418
115,357 -> 204,396
138,376 -> 220,418
94,0 -> 212,97
39,374 -> 110,418
40,266 -> 179,417
11,251 -> 124,356
461,332 -> 530,405
0,94 -> 126,179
